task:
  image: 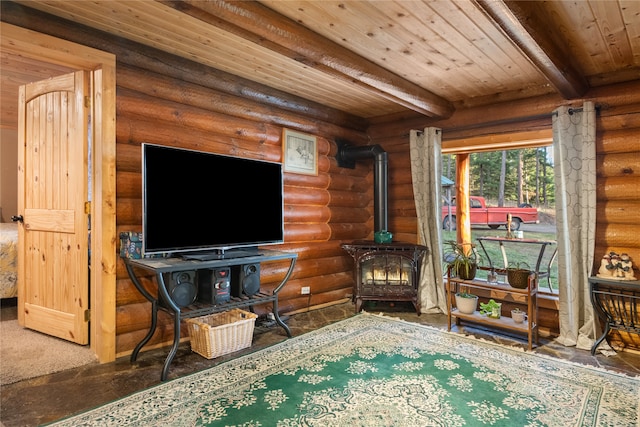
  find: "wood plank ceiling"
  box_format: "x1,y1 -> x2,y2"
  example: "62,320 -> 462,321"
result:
3,0 -> 640,124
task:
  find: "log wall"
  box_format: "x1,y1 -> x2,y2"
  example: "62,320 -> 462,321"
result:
3,6 -> 375,356
591,91 -> 640,351
369,80 -> 640,344
595,101 -> 640,276
114,62 -> 371,354
5,3 -> 639,353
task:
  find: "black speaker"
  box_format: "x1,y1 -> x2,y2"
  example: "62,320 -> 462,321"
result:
163,270 -> 197,307
231,264 -> 260,297
197,268 -> 231,305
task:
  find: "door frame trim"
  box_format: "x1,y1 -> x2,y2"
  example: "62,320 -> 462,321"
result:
2,22 -> 117,363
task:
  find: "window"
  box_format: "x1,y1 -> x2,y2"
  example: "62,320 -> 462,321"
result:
440,146 -> 558,294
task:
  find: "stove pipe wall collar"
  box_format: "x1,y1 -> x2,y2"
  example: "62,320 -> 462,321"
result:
335,139 -> 388,233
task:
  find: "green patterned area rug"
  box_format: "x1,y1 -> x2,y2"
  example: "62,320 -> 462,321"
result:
50,313 -> 638,426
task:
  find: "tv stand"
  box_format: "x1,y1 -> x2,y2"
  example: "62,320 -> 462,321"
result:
123,249 -> 297,381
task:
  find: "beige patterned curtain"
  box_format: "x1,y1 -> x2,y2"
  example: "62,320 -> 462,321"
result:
409,128 -> 447,314
552,102 -> 597,350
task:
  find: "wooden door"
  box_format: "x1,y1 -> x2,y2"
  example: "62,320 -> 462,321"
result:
17,71 -> 90,344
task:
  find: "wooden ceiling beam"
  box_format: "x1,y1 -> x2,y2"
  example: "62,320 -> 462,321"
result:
476,0 -> 589,99
161,0 -> 454,119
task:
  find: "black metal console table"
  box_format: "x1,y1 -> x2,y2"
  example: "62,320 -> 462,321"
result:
124,249 -> 297,380
589,276 -> 640,355
477,236 -> 557,291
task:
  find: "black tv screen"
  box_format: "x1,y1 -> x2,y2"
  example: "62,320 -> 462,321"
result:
142,143 -> 284,257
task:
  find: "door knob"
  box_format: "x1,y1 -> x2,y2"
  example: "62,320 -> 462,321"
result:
11,215 -> 23,223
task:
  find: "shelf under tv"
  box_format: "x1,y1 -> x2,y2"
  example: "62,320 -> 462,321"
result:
123,249 -> 297,381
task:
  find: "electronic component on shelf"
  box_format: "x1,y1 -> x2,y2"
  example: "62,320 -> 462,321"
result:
197,268 -> 231,305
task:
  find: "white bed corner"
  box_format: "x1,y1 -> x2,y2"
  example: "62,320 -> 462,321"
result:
0,222 -> 18,299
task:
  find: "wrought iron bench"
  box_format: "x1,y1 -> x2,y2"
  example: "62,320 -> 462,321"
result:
589,276 -> 640,355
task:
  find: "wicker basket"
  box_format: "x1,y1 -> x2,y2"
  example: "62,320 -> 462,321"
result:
186,309 -> 258,359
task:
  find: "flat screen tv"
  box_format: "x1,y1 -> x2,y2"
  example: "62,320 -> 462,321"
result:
142,143 -> 284,259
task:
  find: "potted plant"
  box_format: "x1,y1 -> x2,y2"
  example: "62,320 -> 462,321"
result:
479,299 -> 502,318
455,289 -> 478,314
511,307 -> 527,323
444,241 -> 480,314
443,240 -> 480,280
506,261 -> 533,289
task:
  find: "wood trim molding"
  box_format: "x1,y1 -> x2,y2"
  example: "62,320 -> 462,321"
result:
2,22 -> 117,363
1,22 -> 114,67
442,129 -> 553,154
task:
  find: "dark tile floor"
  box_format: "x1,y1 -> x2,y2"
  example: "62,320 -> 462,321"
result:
2,300 -> 639,427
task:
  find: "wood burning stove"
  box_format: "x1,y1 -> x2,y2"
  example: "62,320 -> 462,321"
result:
342,242 -> 427,314
336,142 -> 426,313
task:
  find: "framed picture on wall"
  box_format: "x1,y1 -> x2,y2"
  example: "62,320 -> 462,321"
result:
283,129 -> 317,176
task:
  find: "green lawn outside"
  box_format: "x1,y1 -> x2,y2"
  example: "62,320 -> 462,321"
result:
442,228 -> 559,292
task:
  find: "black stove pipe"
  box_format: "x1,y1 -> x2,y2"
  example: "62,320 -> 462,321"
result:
335,140 -> 388,233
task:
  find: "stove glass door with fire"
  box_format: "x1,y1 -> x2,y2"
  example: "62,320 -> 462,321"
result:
342,242 -> 427,314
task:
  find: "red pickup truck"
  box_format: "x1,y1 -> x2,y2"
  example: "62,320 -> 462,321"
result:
442,196 -> 538,230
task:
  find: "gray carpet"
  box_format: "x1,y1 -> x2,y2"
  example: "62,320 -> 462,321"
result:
0,303 -> 97,385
